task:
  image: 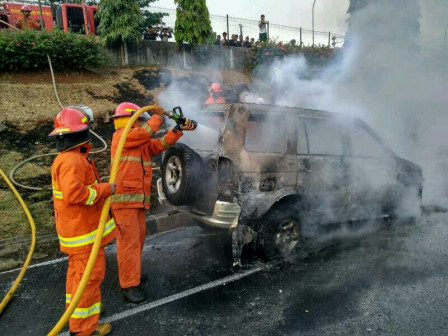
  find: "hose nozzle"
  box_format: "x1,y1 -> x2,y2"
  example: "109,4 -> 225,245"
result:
164,106 -> 197,130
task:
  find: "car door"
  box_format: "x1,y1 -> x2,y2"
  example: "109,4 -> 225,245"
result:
297,115 -> 352,224
347,120 -> 397,216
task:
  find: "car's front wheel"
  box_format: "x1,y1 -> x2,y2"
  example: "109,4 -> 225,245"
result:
389,183 -> 422,221
259,203 -> 302,261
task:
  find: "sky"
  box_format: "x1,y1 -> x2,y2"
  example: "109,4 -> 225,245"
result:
152,0 -> 350,35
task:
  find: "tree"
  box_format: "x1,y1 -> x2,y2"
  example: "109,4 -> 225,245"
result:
174,0 -> 212,45
96,0 -> 143,46
139,0 -> 168,31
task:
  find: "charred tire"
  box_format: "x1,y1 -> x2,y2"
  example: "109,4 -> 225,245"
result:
259,204 -> 302,261
389,184 -> 423,221
162,143 -> 203,206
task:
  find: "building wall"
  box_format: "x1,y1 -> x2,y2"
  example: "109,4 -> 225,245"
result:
105,40 -> 250,71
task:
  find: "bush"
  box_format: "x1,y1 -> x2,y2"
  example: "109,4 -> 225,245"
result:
0,29 -> 104,72
248,41 -> 341,69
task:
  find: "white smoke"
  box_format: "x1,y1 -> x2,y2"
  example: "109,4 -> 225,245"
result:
253,0 -> 448,207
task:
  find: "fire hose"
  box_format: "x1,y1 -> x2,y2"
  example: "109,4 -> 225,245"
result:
0,168 -> 36,315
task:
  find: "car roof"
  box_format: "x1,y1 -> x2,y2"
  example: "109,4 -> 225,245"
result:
200,103 -> 351,120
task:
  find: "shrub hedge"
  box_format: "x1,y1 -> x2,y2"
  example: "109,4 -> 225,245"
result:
0,29 -> 104,72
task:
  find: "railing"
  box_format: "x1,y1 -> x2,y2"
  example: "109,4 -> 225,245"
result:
147,6 -> 344,47
1,1 -> 345,46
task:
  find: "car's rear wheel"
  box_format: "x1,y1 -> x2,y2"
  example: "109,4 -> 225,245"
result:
161,143 -> 203,205
259,204 -> 302,261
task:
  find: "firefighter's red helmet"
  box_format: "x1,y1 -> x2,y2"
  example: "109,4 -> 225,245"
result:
49,107 -> 89,136
21,5 -> 32,12
110,102 -> 141,120
209,83 -> 223,93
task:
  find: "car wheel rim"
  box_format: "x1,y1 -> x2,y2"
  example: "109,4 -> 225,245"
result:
274,219 -> 299,255
165,156 -> 183,194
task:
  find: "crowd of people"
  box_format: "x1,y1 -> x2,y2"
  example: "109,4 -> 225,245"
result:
213,14 -> 269,48
214,33 -> 254,47
143,24 -> 173,41
143,14 -> 270,47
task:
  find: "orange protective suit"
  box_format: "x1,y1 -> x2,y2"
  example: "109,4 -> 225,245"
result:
205,95 -> 226,105
111,114 -> 182,289
51,143 -> 117,335
15,15 -> 41,30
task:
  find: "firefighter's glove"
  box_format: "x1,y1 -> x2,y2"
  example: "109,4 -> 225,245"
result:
180,119 -> 195,131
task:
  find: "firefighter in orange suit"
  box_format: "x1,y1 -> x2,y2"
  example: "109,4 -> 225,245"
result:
110,102 -> 195,303
205,83 -> 226,105
49,107 -> 117,336
15,5 -> 41,30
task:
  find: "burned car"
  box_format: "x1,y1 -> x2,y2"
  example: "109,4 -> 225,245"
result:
157,104 -> 423,265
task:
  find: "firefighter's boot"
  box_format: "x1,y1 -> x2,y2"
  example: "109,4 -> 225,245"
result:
122,286 -> 145,303
91,323 -> 112,336
69,323 -> 112,336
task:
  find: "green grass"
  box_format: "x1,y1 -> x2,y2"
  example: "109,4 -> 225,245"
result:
0,150 -> 55,240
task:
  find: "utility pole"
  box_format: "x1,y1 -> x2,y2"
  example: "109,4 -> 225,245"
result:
81,0 -> 89,35
445,23 -> 448,46
37,0 -> 44,28
226,15 -> 229,40
312,0 -> 317,46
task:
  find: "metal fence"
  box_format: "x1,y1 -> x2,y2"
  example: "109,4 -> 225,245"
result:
2,1 -> 345,46
147,6 -> 344,47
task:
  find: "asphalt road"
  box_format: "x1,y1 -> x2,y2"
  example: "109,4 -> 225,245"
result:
1,212 -> 447,336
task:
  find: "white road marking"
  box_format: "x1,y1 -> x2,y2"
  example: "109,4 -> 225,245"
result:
0,256 -> 67,275
59,266 -> 263,335
0,228 -> 185,276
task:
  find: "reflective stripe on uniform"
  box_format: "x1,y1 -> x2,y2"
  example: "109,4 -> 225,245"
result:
58,219 -> 116,248
160,136 -> 171,149
71,301 -> 101,319
53,187 -> 63,199
111,193 -> 144,203
111,156 -> 153,167
53,181 -> 97,201
85,186 -> 97,206
144,195 -> 151,204
141,123 -> 155,137
66,293 -> 71,304
111,156 -> 140,163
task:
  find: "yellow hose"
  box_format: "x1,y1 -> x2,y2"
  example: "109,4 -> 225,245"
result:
47,105 -> 157,335
0,168 -> 36,314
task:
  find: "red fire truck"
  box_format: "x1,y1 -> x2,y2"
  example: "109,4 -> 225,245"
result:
0,2 -> 99,35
